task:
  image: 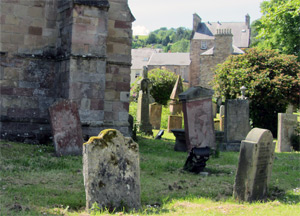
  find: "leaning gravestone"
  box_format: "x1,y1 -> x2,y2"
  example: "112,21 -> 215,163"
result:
179,87 -> 215,151
277,107 -> 298,152
83,129 -> 141,210
224,99 -> 251,151
49,99 -> 83,156
233,128 -> 275,202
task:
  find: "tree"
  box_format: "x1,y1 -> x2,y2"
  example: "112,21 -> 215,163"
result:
212,48 -> 300,136
170,39 -> 190,53
147,33 -> 157,44
131,69 -> 179,105
255,0 -> 300,59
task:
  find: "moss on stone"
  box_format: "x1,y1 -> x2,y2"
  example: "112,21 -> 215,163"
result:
99,129 -> 118,143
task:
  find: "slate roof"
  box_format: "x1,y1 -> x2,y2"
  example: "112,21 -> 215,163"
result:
194,22 -> 250,48
201,45 -> 244,55
148,53 -> 191,66
131,48 -> 158,70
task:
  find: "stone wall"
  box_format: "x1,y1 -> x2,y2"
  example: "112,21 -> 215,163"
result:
0,0 -> 134,143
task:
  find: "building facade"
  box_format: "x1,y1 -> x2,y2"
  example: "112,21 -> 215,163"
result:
0,0 -> 134,143
189,13 -> 250,88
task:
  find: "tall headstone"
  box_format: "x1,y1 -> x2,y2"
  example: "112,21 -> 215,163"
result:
225,99 -> 251,151
233,128 -> 275,202
277,106 -> 298,152
49,99 -> 83,156
83,129 -> 141,210
149,103 -> 162,129
136,67 -> 153,135
168,76 -> 183,132
219,105 -> 225,131
179,87 -> 215,151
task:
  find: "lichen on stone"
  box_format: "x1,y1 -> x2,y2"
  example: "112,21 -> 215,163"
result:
99,129 -> 118,143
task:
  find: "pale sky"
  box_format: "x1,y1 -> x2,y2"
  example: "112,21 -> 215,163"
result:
128,0 -> 266,35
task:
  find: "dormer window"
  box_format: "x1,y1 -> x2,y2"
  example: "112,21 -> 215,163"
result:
201,41 -> 207,50
143,57 -> 149,61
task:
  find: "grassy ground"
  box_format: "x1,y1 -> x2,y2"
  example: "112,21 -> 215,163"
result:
0,130 -> 299,215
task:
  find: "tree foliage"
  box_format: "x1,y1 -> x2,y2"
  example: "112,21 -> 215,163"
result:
254,0 -> 300,59
131,69 -> 179,105
132,27 -> 192,52
212,48 -> 300,136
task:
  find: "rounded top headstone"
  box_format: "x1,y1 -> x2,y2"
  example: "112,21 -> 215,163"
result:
245,128 -> 273,144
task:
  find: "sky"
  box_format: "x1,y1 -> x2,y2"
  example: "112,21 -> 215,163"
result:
128,0 -> 266,35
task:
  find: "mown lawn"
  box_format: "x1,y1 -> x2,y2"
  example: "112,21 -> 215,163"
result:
0,130 -> 299,216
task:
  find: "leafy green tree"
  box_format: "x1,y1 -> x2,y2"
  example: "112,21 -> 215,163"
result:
170,39 -> 190,53
255,0 -> 300,59
131,69 -> 179,105
147,33 -> 157,44
212,48 -> 300,136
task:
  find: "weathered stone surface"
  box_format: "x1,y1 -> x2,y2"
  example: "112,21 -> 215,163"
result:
225,99 -> 251,143
49,99 -> 83,156
167,115 -> 182,132
83,129 -> 141,210
179,87 -> 215,150
149,103 -> 162,129
136,67 -> 152,135
233,128 -> 275,202
219,105 -> 225,131
277,113 -> 297,152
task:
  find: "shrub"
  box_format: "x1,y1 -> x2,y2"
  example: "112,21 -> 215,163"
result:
131,68 -> 179,105
212,48 -> 300,136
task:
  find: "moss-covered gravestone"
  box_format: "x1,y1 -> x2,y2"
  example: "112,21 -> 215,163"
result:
83,129 -> 141,211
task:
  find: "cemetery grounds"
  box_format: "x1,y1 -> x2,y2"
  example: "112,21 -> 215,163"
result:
0,103 -> 299,216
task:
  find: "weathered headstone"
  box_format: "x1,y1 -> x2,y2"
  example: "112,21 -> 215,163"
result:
49,99 -> 83,156
212,103 -> 217,118
233,128 -> 275,202
179,87 -> 215,151
149,103 -> 162,129
136,66 -> 153,135
219,105 -> 225,131
167,115 -> 182,132
277,111 -> 297,152
83,129 -> 141,211
224,99 -> 251,151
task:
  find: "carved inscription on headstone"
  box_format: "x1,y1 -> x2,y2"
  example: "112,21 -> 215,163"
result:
233,128 -> 275,202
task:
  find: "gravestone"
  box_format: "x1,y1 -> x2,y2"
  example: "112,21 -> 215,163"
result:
169,75 -> 183,115
49,99 -> 83,156
149,103 -> 162,129
277,107 -> 298,152
224,99 -> 251,151
83,129 -> 141,210
219,105 -> 225,131
171,129 -> 187,152
179,87 -> 215,151
136,66 -> 153,135
233,128 -> 275,202
167,115 -> 182,132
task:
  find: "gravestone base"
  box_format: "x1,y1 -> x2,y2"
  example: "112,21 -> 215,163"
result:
171,129 -> 187,152
220,142 -> 241,152
138,123 -> 153,136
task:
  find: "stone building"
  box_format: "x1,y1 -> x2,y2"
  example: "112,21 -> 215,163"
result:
189,13 -> 250,88
0,0 -> 134,143
147,53 -> 190,83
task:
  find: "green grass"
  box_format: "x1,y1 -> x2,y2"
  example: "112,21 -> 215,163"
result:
0,131 -> 299,215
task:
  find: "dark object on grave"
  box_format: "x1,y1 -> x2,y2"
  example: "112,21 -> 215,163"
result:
183,147 -> 211,173
171,129 -> 187,152
155,130 -> 164,139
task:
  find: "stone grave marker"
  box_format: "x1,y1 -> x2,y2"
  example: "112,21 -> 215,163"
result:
136,66 -> 153,135
179,87 -> 215,151
277,107 -> 298,152
49,99 -> 83,156
149,103 -> 162,129
83,129 -> 141,211
219,105 -> 225,131
167,115 -> 183,132
233,128 -> 275,202
224,99 -> 251,151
